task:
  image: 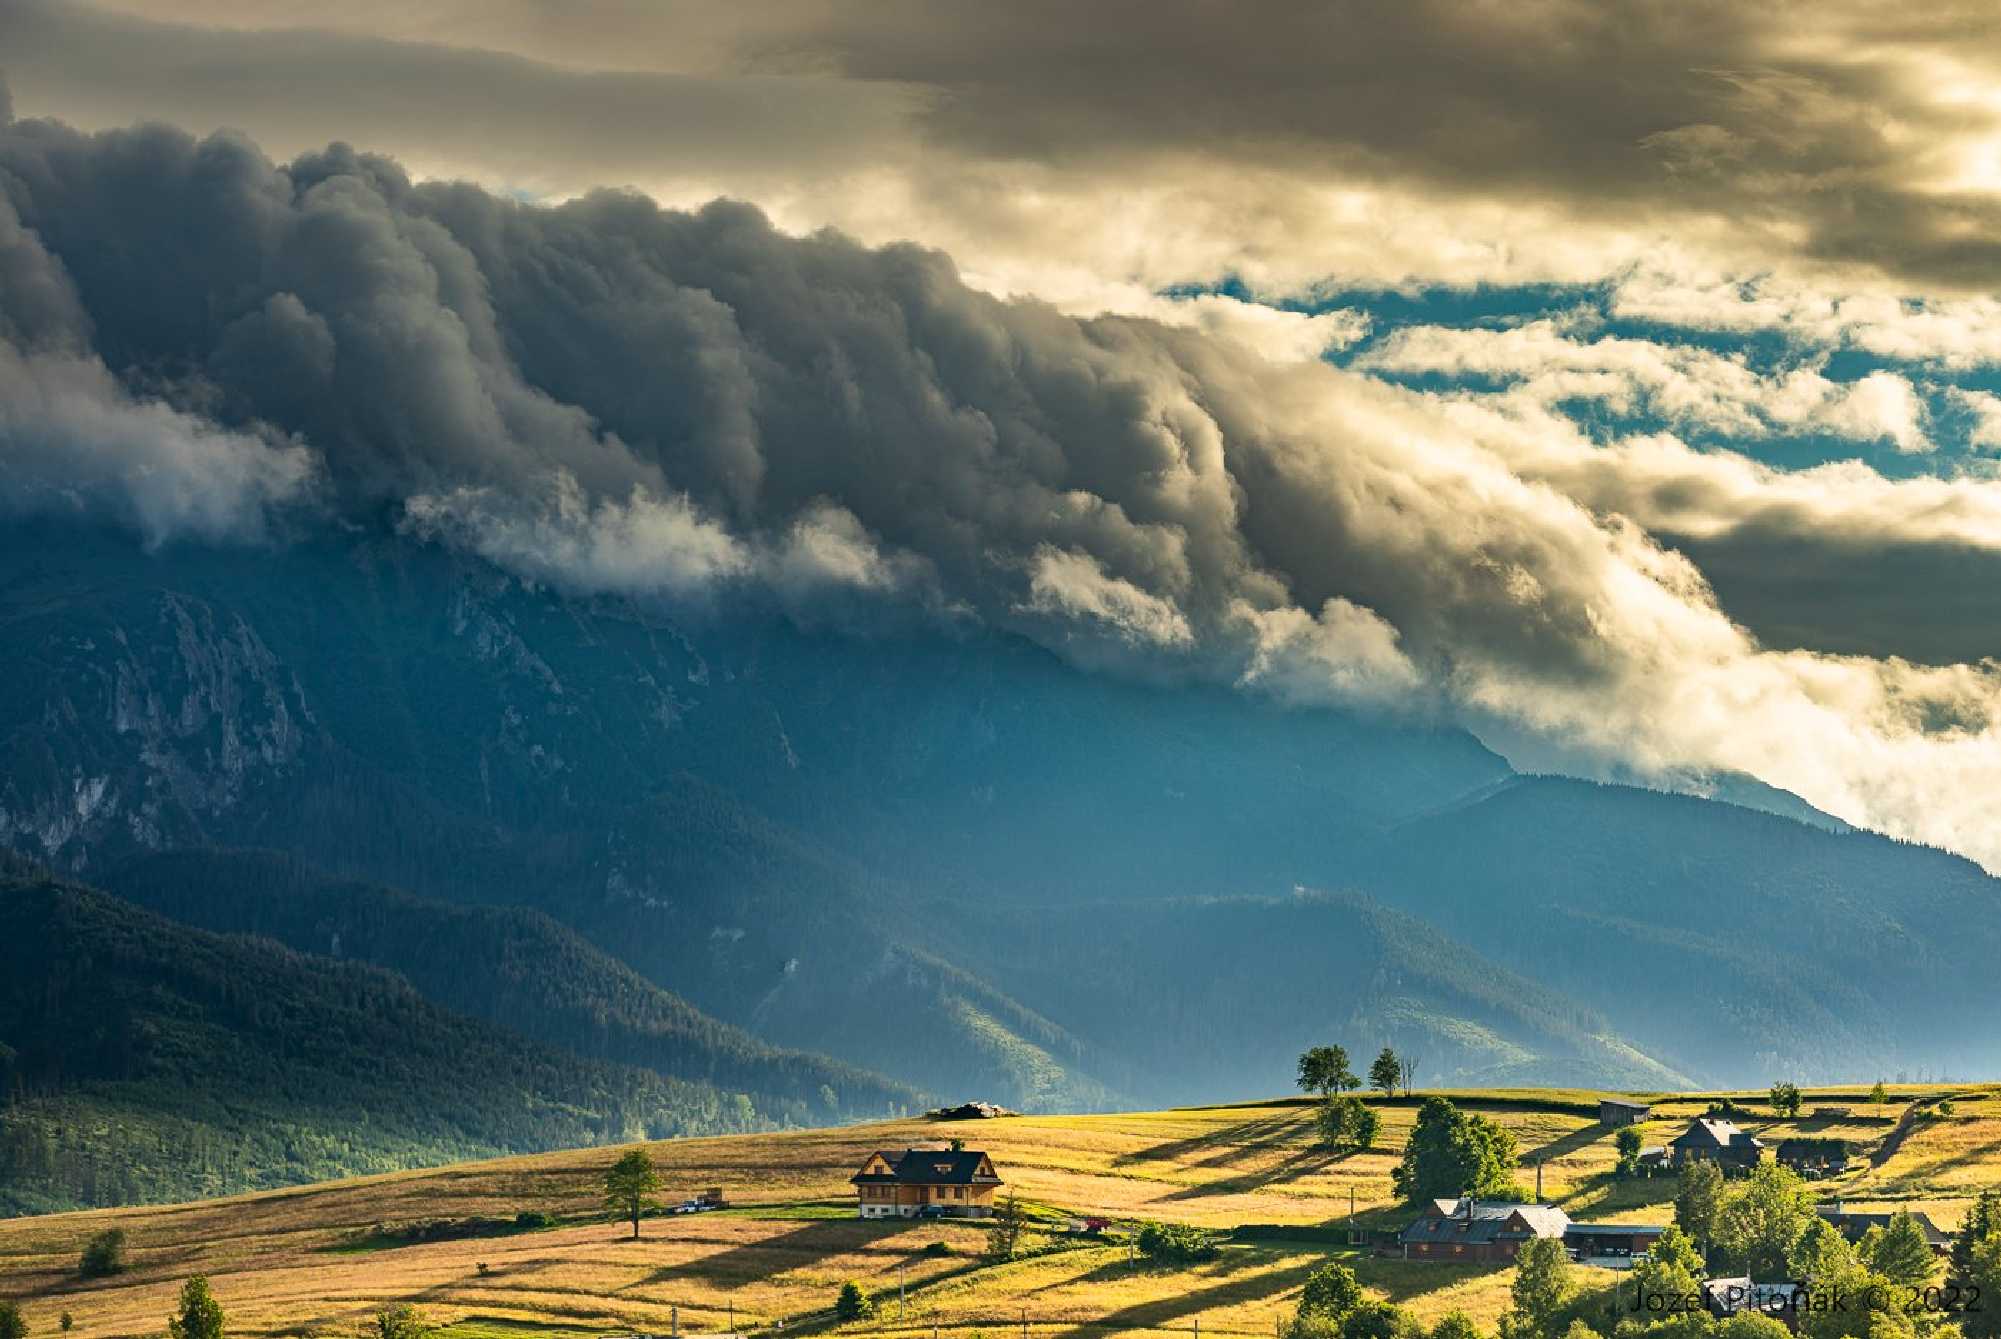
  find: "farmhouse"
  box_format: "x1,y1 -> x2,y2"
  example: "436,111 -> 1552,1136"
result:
1815,1206 -> 1952,1255
1599,1098 -> 1651,1127
1565,1221 -> 1668,1266
1399,1198 -> 1571,1262
1398,1198 -> 1662,1266
1702,1279 -> 1804,1331
1775,1138 -> 1850,1178
852,1147 -> 1004,1219
1670,1117 -> 1765,1171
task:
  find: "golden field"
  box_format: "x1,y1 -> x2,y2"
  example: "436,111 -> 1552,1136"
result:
0,1086 -> 1992,1339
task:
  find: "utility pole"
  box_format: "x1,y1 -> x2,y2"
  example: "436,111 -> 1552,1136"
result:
1535,1158 -> 1544,1203
728,1303 -> 734,1335
672,1307 -> 679,1339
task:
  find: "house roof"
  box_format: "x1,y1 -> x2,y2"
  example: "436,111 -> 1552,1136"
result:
1565,1223 -> 1669,1238
1600,1098 -> 1651,1110
1401,1200 -> 1571,1245
1671,1118 -> 1764,1151
852,1148 -> 1004,1187
1816,1208 -> 1951,1248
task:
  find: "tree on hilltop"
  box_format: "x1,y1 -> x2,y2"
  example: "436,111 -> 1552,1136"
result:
604,1150 -> 664,1240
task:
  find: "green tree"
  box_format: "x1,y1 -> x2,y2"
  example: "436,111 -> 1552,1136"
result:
1673,1160 -> 1726,1254
1505,1237 -> 1572,1339
1393,1097 -> 1519,1204
79,1228 -> 127,1278
1559,1322 -> 1600,1339
1371,1048 -> 1404,1098
373,1307 -> 427,1339
1300,1046 -> 1358,1096
1318,1095 -> 1381,1151
1952,1189 -> 1999,1283
1342,1302 -> 1419,1339
1767,1083 -> 1802,1118
1790,1216 -> 1858,1280
1714,1161 -> 1813,1280
835,1281 -> 875,1322
167,1276 -> 225,1339
1717,1315 -> 1793,1339
603,1150 -> 663,1240
1965,1229 -> 2001,1339
1299,1261 -> 1365,1321
1864,1212 -> 1937,1288
986,1193 -> 1028,1262
1870,1081 -> 1888,1111
59,1317 -> 73,1336
1431,1312 -> 1483,1339
1614,1127 -> 1644,1178
0,1301 -> 25,1339
1632,1224 -> 1704,1308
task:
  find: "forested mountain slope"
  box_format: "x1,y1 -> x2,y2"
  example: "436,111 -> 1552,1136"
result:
0,861 -> 802,1214
102,849 -> 920,1124
1365,777 -> 2001,1082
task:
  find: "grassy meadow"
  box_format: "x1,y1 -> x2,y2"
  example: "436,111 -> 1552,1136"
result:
0,1086 -> 1992,1339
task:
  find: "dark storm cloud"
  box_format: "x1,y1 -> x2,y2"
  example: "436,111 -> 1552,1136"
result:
19,0 -> 2001,289
7,103 -> 2001,861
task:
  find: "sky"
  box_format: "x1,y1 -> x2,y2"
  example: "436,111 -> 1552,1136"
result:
7,0 -> 2001,866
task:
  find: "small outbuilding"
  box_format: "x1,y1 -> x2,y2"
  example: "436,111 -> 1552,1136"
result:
1599,1098 -> 1652,1127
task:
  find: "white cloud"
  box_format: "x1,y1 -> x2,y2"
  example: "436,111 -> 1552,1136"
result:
1020,547 -> 1196,650
0,343 -> 319,544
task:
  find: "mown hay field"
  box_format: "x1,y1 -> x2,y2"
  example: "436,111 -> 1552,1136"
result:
0,1087 -> 1988,1339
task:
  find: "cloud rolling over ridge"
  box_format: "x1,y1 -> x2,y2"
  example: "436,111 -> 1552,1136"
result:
6,104 -> 2001,868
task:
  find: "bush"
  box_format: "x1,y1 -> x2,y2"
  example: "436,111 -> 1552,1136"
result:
514,1211 -> 556,1231
79,1228 -> 127,1278
1135,1220 -> 1221,1264
836,1281 -> 876,1322
1299,1262 -> 1365,1321
923,1239 -> 954,1257
0,1300 -> 25,1339
374,1307 -> 428,1339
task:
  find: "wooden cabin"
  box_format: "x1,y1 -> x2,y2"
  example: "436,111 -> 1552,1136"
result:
852,1147 -> 1004,1219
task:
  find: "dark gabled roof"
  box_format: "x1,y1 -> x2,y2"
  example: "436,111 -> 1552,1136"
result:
1400,1201 -> 1570,1245
852,1148 -> 1003,1187
1600,1098 -> 1651,1110
1672,1118 -> 1764,1151
1776,1138 -> 1848,1158
1816,1208 -> 1951,1248
1566,1222 -> 1669,1237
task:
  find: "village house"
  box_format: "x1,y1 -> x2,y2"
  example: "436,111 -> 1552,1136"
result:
1670,1117 -> 1765,1172
1702,1279 -> 1804,1332
1815,1206 -> 1953,1255
1599,1098 -> 1652,1127
852,1147 -> 1004,1219
1397,1198 -> 1663,1267
1775,1138 -> 1850,1179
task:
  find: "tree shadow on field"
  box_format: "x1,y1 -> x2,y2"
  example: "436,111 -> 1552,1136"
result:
1158,1143 -> 1348,1200
627,1219 -> 898,1290
1114,1116 -> 1305,1169
1520,1125 -> 1607,1164
1046,1256 -> 1321,1339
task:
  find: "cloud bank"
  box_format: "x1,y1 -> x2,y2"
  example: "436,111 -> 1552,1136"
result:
8,109 -> 2001,869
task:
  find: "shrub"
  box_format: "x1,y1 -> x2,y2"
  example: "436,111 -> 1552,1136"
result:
0,1300 -> 25,1339
923,1239 -> 954,1257
1135,1220 -> 1220,1264
79,1228 -> 127,1278
514,1211 -> 556,1231
374,1306 -> 428,1339
836,1281 -> 876,1322
1298,1262 -> 1365,1321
